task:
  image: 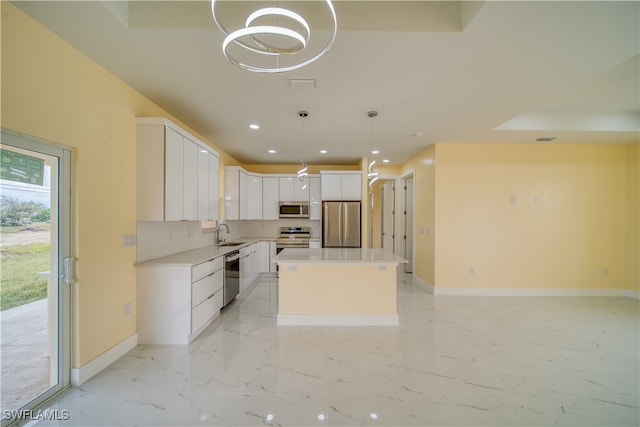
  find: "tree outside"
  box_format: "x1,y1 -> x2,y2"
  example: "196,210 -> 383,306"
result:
0,195 -> 51,310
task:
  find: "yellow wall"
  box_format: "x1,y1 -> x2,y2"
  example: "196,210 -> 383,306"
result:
1,3 -> 238,367
434,143 -> 629,291
628,143 -> 640,292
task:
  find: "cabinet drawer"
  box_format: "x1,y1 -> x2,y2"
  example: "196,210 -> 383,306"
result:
192,289 -> 223,333
192,257 -> 223,282
191,269 -> 223,308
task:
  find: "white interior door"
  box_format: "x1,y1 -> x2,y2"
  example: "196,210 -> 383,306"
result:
0,130 -> 71,419
404,175 -> 414,273
381,181 -> 394,251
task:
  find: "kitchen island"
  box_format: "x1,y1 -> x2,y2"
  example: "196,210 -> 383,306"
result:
276,248 -> 407,326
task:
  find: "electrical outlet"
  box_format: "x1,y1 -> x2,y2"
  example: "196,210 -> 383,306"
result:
469,267 -> 475,275
288,265 -> 297,272
124,302 -> 132,316
510,196 -> 517,205
602,268 -> 609,277
122,234 -> 136,247
534,195 -> 541,205
379,265 -> 387,271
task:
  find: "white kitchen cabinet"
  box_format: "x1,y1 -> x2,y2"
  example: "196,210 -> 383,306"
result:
294,178 -> 310,201
137,118 -> 219,221
309,176 -> 321,220
262,177 -> 279,220
320,171 -> 362,201
198,149 -> 219,220
183,139 -> 198,220
269,241 -> 277,273
239,243 -> 260,294
247,173 -> 263,220
239,169 -> 249,220
164,127 -> 184,221
225,166 -> 241,220
279,175 -> 310,202
226,167 -> 263,220
320,173 -> 341,200
208,153 -> 219,219
137,256 -> 224,345
341,173 -> 362,200
197,148 -> 209,220
279,176 -> 295,201
259,240 -> 270,273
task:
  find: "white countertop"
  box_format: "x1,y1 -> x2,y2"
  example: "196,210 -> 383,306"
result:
276,248 -> 407,264
135,237 -> 274,267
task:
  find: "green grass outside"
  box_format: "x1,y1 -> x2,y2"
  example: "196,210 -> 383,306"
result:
0,242 -> 50,311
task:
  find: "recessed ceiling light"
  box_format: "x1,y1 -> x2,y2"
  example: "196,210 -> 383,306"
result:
249,124 -> 260,130
268,149 -> 276,154
383,159 -> 389,163
371,149 -> 379,155
320,149 -> 327,154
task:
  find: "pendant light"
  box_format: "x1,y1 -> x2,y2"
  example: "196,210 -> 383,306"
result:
367,111 -> 379,188
297,111 -> 309,190
211,1 -> 337,73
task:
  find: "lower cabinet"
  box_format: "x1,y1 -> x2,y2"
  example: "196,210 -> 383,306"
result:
239,243 -> 260,294
137,256 -> 223,345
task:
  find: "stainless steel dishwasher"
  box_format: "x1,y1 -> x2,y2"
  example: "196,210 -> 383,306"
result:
223,250 -> 240,307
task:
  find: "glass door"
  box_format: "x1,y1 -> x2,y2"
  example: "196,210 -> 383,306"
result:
0,130 -> 71,424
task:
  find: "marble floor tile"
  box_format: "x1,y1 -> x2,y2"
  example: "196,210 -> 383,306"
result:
16,275 -> 640,427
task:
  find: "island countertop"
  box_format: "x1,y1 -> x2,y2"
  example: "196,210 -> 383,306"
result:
276,248 -> 407,265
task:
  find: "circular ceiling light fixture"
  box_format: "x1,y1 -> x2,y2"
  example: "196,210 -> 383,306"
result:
211,1 -> 337,73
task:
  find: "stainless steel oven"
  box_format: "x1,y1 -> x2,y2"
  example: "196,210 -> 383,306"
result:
279,202 -> 310,218
276,226 -> 311,254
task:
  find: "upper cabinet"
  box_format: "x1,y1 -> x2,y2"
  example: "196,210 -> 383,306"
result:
320,171 -> 362,201
137,118 -> 219,221
246,173 -> 263,220
262,177 -> 279,220
278,176 -> 310,202
225,167 -> 320,220
309,176 -> 321,220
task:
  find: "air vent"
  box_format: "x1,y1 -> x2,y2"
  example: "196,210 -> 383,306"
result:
289,79 -> 316,89
536,136 -> 557,142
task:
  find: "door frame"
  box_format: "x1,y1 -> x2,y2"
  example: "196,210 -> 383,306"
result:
1,129 -> 72,416
396,170 -> 415,273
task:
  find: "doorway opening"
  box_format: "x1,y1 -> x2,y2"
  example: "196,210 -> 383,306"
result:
398,173 -> 414,273
0,130 -> 72,422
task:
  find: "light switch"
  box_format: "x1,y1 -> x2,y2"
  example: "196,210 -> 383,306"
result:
122,234 -> 136,247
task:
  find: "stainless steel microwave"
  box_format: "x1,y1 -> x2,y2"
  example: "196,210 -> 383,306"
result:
279,202 -> 310,218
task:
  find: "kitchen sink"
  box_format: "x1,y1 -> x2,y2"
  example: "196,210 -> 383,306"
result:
218,242 -> 243,247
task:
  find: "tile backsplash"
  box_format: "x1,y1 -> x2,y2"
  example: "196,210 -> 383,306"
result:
136,219 -> 320,262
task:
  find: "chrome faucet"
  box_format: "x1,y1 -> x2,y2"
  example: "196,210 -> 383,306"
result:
215,223 -> 230,245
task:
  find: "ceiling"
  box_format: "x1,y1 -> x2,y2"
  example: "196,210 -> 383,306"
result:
13,1 -> 640,166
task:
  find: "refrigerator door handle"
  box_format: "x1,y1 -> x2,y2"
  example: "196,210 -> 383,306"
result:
338,202 -> 343,247
342,202 -> 348,246
323,203 -> 329,246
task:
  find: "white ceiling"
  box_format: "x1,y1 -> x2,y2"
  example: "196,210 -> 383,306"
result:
13,1 -> 640,165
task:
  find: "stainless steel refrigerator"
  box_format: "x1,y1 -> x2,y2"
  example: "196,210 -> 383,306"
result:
322,201 -> 361,248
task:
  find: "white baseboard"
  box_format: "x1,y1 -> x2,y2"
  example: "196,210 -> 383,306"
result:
277,314 -> 399,326
411,274 -> 434,294
71,333 -> 138,386
433,287 -> 629,297
626,289 -> 640,300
